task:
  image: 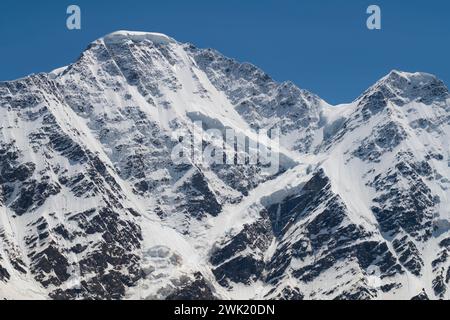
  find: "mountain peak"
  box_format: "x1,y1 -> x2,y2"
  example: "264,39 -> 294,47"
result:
101,30 -> 176,45
383,69 -> 441,87
358,70 -> 449,106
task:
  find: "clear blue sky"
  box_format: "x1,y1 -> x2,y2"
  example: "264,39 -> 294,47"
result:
0,0 -> 449,104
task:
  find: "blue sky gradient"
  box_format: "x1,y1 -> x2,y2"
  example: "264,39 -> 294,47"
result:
0,0 -> 449,104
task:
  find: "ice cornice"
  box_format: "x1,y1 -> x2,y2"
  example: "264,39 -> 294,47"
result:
101,30 -> 176,45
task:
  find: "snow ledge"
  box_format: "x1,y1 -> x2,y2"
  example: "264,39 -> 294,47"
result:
102,30 -> 176,45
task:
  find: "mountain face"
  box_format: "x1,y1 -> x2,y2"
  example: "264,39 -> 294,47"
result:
1,31 -> 450,300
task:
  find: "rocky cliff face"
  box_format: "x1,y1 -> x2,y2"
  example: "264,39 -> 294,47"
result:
1,31 -> 450,300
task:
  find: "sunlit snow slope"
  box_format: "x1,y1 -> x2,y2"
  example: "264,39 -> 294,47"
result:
1,31 -> 450,300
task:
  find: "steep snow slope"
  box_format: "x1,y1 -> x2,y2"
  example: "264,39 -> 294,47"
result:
1,31 -> 450,300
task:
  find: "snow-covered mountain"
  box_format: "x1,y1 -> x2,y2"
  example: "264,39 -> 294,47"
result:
1,30 -> 450,300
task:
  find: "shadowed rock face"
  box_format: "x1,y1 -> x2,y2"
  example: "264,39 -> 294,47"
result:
1,32 -> 450,300
260,171 -> 403,299
411,290 -> 430,300
266,171 -> 329,236
0,263 -> 10,282
210,214 -> 274,287
166,272 -> 218,300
